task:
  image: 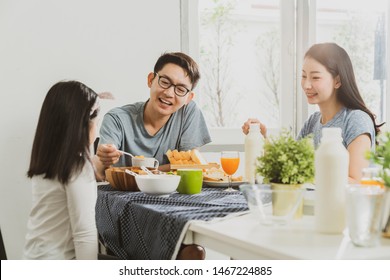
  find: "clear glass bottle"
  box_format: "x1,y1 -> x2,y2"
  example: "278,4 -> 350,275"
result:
244,123 -> 264,184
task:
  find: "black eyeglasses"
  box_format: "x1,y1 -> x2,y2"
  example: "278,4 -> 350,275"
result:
154,73 -> 191,97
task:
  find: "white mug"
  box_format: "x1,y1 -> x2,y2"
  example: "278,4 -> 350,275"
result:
132,157 -> 159,169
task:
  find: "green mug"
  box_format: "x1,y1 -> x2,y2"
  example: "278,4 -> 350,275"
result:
176,169 -> 203,194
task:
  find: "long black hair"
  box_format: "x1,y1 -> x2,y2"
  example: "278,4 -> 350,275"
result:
27,81 -> 99,184
305,43 -> 383,136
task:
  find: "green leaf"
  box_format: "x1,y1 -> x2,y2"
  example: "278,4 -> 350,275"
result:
367,131 -> 390,188
256,129 -> 314,184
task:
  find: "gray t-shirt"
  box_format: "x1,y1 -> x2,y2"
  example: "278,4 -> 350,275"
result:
98,100 -> 212,166
297,107 -> 375,149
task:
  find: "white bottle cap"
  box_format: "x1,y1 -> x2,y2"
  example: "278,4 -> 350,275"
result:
249,123 -> 260,133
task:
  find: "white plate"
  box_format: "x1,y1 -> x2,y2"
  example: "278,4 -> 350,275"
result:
203,180 -> 248,188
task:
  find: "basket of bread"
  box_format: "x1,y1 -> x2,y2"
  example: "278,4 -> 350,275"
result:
105,166 -> 158,191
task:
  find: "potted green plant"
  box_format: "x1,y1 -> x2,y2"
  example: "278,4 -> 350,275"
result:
256,129 -> 315,218
256,129 -> 315,185
367,131 -> 390,237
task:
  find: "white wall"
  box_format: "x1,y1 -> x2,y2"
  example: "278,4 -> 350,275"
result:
0,0 -> 181,259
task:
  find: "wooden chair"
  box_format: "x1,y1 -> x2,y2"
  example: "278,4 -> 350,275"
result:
98,234 -> 205,260
97,234 -> 119,260
0,228 -> 7,260
94,137 -> 99,154
176,244 -> 206,260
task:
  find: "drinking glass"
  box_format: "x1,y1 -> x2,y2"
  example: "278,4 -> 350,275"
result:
346,184 -> 385,247
220,151 -> 240,192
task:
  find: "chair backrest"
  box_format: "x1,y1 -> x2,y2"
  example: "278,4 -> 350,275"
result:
0,228 -> 7,260
94,137 -> 100,155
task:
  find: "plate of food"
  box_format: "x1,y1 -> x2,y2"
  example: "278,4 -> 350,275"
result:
202,167 -> 247,188
203,180 -> 248,188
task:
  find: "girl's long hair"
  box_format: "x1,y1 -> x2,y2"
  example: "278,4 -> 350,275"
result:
27,81 -> 99,185
305,43 -> 383,136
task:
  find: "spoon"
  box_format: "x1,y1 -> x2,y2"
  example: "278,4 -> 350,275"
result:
119,150 -> 135,158
125,169 -> 139,177
140,166 -> 155,176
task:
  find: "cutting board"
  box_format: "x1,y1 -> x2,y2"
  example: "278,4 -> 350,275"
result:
170,162 -> 220,170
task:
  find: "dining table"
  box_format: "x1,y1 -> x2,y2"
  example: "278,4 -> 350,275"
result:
184,213 -> 390,259
95,184 -> 249,260
96,182 -> 390,260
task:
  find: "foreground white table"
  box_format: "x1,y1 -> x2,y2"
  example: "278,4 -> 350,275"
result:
184,213 -> 390,260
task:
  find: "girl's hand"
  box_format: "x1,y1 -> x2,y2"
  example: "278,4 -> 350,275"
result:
242,118 -> 267,138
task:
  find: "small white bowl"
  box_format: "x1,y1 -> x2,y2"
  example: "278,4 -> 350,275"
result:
135,174 -> 181,197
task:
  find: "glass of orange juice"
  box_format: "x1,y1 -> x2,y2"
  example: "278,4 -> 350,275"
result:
221,151 -> 240,192
360,167 -> 385,188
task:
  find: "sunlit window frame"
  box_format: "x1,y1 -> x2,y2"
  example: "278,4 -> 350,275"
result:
181,0 -> 390,151
385,1 -> 390,132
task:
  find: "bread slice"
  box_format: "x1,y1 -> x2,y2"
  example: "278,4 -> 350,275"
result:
166,149 -> 207,165
203,167 -> 225,181
203,167 -> 243,182
190,149 -> 207,164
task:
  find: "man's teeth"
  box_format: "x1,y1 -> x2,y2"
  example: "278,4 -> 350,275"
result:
160,98 -> 172,105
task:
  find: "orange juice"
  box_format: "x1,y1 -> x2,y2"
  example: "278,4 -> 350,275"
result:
360,167 -> 385,189
360,179 -> 385,189
221,157 -> 240,175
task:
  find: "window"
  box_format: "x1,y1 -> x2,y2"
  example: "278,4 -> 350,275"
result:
197,0 -> 282,129
182,0 -> 389,147
315,0 -> 388,124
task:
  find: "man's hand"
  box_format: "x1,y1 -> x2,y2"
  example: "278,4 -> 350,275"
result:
96,144 -> 121,167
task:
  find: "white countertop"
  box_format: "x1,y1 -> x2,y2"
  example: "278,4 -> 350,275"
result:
185,213 -> 390,260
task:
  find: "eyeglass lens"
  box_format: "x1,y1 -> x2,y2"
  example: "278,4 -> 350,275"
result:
157,74 -> 189,96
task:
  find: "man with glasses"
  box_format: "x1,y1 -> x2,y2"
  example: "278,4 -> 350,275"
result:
94,52 -> 211,177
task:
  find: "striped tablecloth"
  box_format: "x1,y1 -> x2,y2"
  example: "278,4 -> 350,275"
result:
96,185 -> 249,259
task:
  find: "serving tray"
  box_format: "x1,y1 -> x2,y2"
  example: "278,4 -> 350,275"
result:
170,162 -> 220,170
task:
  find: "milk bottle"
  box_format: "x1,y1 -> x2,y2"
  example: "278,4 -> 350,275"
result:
315,127 -> 348,233
245,123 -> 264,184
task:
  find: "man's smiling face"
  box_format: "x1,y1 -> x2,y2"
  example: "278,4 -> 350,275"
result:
147,63 -> 194,117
